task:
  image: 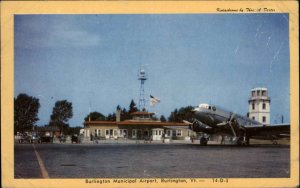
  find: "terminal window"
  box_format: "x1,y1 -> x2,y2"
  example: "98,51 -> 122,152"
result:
176,130 -> 182,137
132,129 -> 137,137
172,130 -> 176,137
166,130 -> 171,137
95,129 -> 100,137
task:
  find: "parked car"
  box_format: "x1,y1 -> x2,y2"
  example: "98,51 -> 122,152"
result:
71,135 -> 79,143
16,133 -> 37,144
39,136 -> 53,143
30,135 -> 40,143
18,134 -> 31,144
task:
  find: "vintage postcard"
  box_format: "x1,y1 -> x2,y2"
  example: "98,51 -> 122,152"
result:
1,1 -> 299,188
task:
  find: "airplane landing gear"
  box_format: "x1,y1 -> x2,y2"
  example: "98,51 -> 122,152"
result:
234,129 -> 250,146
236,137 -> 244,145
234,136 -> 249,146
272,140 -> 278,145
200,137 -> 208,146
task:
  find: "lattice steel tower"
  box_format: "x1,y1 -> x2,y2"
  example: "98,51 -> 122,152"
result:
138,68 -> 147,111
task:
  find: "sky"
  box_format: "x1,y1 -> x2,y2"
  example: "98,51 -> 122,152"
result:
14,14 -> 290,127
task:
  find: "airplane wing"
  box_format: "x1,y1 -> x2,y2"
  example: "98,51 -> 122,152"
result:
243,123 -> 290,139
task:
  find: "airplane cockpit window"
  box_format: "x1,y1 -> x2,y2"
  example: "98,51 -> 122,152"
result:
199,104 -> 209,109
199,104 -> 216,111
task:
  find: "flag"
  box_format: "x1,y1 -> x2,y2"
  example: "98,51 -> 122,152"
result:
150,95 -> 160,106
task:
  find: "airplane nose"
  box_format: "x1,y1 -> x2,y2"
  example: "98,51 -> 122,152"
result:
192,107 -> 199,112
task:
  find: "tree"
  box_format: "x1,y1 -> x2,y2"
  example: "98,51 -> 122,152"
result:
116,105 -> 121,111
106,113 -> 116,121
177,106 -> 194,122
160,115 -> 167,122
84,111 -> 106,122
14,94 -> 40,134
116,100 -> 139,121
129,99 -> 138,113
168,106 -> 194,122
49,100 -> 73,134
121,107 -> 130,121
65,126 -> 82,136
168,108 -> 178,122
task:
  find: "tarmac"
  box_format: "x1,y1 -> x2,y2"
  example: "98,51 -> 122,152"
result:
50,136 -> 289,145
15,142 -> 290,178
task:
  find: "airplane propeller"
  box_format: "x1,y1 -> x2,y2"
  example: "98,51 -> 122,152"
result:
217,113 -> 235,127
183,119 -> 196,130
182,120 -> 193,125
216,113 -> 237,137
229,113 -> 235,122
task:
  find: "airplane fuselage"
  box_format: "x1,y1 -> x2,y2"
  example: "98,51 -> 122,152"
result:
193,103 -> 261,129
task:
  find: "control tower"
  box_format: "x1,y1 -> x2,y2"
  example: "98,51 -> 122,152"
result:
248,87 -> 271,125
138,68 -> 147,111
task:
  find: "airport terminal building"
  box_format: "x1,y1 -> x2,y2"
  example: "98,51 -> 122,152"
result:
83,111 -> 194,141
82,68 -> 196,142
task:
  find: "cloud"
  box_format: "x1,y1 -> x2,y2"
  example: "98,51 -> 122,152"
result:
47,29 -> 101,48
15,16 -> 101,49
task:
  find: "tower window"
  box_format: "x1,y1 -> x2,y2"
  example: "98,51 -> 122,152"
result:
252,103 -> 255,110
262,116 -> 266,123
262,90 -> 266,96
252,91 -> 255,97
257,90 -> 261,96
262,103 -> 266,109
252,116 -> 255,120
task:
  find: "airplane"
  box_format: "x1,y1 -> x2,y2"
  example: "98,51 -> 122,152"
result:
184,103 -> 290,146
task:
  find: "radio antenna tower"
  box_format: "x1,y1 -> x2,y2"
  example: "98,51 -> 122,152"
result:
138,67 -> 147,111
